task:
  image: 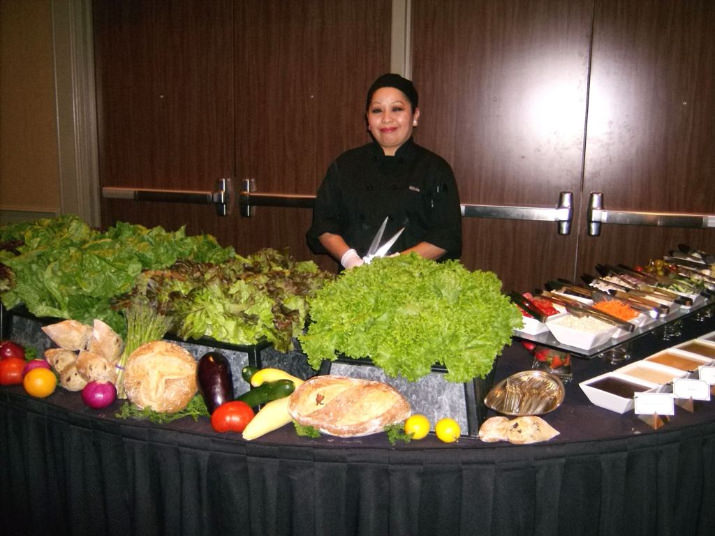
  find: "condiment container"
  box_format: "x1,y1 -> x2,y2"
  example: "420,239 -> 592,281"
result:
580,372 -> 655,413
546,313 -> 618,350
645,349 -> 712,371
673,339 -> 715,360
615,361 -> 687,385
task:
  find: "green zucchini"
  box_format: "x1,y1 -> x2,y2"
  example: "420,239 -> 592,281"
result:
241,365 -> 260,384
236,379 -> 295,408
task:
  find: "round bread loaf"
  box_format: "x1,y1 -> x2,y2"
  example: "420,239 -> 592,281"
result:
123,340 -> 197,413
288,375 -> 411,437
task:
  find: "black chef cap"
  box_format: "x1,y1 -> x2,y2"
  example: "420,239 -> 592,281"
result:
365,73 -> 419,111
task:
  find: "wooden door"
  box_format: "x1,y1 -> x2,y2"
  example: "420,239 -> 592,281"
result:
94,0 -> 391,270
577,0 -> 715,276
412,0 -> 594,292
412,0 -> 715,293
94,0 -> 236,232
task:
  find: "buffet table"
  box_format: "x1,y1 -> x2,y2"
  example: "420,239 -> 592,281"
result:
2,314 -> 715,536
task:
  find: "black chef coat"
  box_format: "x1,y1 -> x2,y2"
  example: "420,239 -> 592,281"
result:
307,138 -> 462,261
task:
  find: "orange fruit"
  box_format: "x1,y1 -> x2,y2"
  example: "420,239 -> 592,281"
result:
23,367 -> 57,398
404,414 -> 430,440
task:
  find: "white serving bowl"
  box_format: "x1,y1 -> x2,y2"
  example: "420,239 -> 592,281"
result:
580,372 -> 655,413
545,313 -> 618,350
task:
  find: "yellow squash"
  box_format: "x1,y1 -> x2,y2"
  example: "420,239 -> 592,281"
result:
249,367 -> 304,388
242,396 -> 293,441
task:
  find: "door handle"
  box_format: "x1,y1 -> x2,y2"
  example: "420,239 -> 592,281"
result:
240,179 -> 574,235
102,178 -> 233,216
587,192 -> 715,236
461,192 -> 574,235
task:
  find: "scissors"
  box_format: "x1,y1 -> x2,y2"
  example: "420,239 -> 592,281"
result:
363,217 -> 405,264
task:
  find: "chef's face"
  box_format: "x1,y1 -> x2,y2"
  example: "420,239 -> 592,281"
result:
366,87 -> 420,156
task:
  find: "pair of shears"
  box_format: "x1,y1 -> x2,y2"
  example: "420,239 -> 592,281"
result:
363,217 -> 405,264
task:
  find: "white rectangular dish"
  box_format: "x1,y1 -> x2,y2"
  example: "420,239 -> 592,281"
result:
546,313 -> 618,350
580,372 -> 655,413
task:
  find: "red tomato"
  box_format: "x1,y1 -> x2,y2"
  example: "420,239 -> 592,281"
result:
211,400 -> 255,433
0,356 -> 26,385
0,341 -> 25,360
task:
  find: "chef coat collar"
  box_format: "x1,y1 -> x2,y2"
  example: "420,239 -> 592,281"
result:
370,137 -> 417,163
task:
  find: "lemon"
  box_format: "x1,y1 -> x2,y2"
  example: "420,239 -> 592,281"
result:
435,417 -> 461,443
404,414 -> 430,440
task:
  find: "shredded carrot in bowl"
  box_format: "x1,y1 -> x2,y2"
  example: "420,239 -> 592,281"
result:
593,300 -> 638,321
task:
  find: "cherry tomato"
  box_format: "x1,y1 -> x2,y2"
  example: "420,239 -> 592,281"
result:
0,341 -> 25,360
0,356 -> 26,385
23,368 -> 57,398
211,400 -> 255,433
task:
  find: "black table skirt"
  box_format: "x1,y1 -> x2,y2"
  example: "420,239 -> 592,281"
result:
2,316 -> 715,536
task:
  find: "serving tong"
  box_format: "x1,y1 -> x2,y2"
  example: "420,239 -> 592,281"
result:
595,264 -> 693,306
507,291 -> 549,323
549,278 -> 664,320
535,290 -> 635,332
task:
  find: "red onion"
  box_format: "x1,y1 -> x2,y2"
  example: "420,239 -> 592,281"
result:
81,381 -> 117,409
23,358 -> 51,376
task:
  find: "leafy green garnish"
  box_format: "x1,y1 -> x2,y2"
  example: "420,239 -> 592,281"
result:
384,423 -> 412,445
299,254 -> 522,383
0,215 -> 234,334
293,421 -> 321,438
115,394 -> 209,424
115,248 -> 334,352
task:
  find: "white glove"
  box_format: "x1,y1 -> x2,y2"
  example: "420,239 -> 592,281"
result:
340,248 -> 364,270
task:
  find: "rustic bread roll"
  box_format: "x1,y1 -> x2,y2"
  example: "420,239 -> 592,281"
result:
288,375 -> 411,437
505,416 -> 559,444
45,348 -> 78,374
478,416 -> 511,443
76,350 -> 117,383
41,320 -> 92,351
60,364 -> 88,391
123,341 -> 197,413
87,319 -> 123,363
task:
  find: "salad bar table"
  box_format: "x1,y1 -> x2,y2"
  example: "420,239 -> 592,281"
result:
2,314 -> 715,536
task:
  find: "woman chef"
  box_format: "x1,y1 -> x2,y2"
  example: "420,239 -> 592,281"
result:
306,73 -> 462,269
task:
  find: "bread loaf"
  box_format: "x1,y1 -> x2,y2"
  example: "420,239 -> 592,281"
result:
505,416 -> 560,444
41,320 -> 92,351
76,350 -> 117,383
478,416 -> 510,443
123,340 -> 197,413
288,375 -> 411,437
87,319 -> 123,363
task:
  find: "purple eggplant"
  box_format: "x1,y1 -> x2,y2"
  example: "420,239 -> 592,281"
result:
197,351 -> 234,414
